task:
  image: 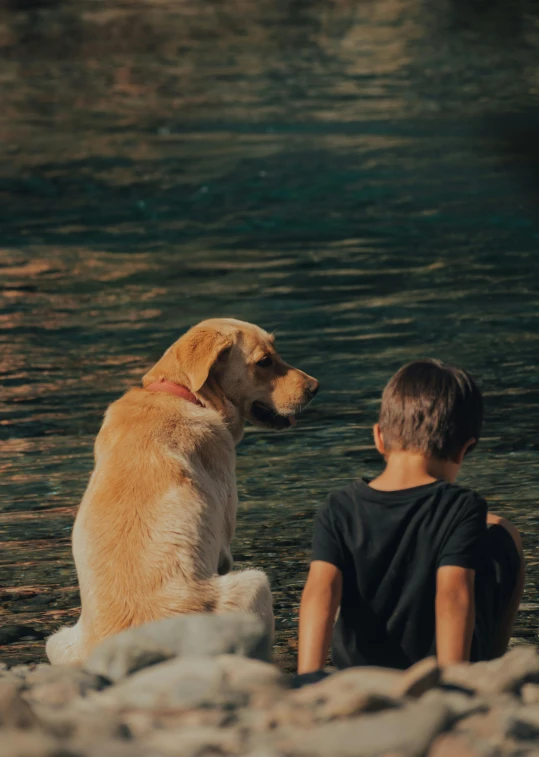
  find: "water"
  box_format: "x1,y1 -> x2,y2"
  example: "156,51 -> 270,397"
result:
1,0 -> 538,671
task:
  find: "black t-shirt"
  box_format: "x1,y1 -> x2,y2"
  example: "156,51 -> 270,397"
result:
311,479 -> 488,670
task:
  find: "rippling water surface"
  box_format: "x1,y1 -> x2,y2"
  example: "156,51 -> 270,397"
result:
1,0 -> 539,670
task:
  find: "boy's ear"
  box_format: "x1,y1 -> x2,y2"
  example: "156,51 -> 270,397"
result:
454,437 -> 477,464
373,423 -> 386,455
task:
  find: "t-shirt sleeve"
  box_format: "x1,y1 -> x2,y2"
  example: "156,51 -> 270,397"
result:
437,495 -> 488,571
311,497 -> 344,571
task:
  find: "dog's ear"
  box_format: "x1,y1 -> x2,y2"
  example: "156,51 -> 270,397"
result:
175,328 -> 233,392
143,328 -> 233,392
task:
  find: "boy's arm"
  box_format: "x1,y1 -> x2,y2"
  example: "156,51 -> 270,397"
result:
435,565 -> 475,666
298,560 -> 342,674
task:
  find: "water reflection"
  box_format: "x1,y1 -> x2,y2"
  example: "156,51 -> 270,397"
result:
1,0 -> 538,669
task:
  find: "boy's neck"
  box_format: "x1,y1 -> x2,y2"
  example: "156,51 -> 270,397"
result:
369,451 -> 460,491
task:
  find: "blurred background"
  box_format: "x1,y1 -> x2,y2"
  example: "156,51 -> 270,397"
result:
1,0 -> 538,671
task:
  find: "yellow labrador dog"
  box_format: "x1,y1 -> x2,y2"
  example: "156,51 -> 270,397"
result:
46,318 -> 318,664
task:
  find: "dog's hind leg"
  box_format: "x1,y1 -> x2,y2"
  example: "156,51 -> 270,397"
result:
214,569 -> 274,639
45,618 -> 87,665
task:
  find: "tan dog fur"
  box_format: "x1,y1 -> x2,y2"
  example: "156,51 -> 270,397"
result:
46,318 -> 318,664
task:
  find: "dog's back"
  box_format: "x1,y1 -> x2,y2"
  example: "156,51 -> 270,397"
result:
61,389 -> 234,654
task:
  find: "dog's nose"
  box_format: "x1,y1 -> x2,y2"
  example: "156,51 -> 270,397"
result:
307,381 -> 319,398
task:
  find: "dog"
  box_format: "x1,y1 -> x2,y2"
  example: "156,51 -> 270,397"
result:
46,318 -> 318,664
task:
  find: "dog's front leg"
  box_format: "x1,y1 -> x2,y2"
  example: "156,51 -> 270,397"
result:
218,483 -> 237,575
218,545 -> 233,575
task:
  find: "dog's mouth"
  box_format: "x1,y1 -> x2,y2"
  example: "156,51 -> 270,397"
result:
250,401 -> 296,430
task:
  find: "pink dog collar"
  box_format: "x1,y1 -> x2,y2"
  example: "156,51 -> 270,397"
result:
145,380 -> 203,407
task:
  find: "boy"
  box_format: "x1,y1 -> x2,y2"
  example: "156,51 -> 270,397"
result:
298,360 -> 524,672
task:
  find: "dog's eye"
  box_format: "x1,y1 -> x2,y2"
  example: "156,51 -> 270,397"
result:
257,356 -> 273,368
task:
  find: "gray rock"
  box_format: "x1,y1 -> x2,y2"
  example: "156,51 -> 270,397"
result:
420,689 -> 488,720
5,664 -> 40,680
264,690 -> 395,729
275,699 -> 450,757
522,684 -> 539,705
295,665 -> 402,700
0,682 -> 40,730
395,657 -> 440,698
85,612 -> 271,682
84,743 -> 159,757
507,704 -> 539,742
0,731 -> 65,757
100,654 -> 285,711
264,667 -> 399,729
455,703 -> 518,744
23,664 -> 109,706
143,724 -> 246,756
442,647 -> 539,696
34,702 -> 131,745
428,733 -> 486,757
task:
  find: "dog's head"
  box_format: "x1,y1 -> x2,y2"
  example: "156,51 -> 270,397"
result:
143,318 -> 319,429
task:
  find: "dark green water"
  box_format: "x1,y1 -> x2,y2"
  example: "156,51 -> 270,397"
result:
1,0 -> 538,670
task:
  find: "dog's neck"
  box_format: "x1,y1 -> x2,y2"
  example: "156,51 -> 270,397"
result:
145,380 -> 203,407
146,377 -> 244,444
197,375 -> 245,444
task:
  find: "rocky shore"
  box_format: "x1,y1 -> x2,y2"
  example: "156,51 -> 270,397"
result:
2,613 -> 539,757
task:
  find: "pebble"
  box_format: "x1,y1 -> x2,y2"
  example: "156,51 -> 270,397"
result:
0,681 -> 40,729
276,699 -> 451,757
442,646 -> 539,695
428,733 -> 484,757
0,625 -> 45,645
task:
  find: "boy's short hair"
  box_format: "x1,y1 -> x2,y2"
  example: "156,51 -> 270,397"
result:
379,360 -> 483,459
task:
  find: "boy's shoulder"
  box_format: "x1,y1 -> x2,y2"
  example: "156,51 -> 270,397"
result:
326,480 -> 364,507
434,481 -> 487,510
325,479 -> 486,511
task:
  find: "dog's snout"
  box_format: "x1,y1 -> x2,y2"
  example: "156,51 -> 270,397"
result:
306,380 -> 319,399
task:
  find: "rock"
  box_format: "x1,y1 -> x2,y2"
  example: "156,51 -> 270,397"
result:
395,657 -> 440,698
2,644 -> 538,757
264,667 -> 399,729
143,724 -> 246,756
0,682 -> 40,730
428,733 -> 485,757
84,743 -> 157,757
22,665 -> 109,706
261,662 -> 442,730
27,594 -> 53,606
264,690 -> 395,729
0,731 -> 65,757
5,664 -> 40,680
0,625 -> 45,645
0,669 -> 20,686
507,704 -> 539,741
442,647 -> 539,695
100,654 -> 285,711
275,699 -> 451,757
522,684 -> 539,705
455,703 -> 518,744
293,665 -> 402,700
85,612 -> 271,682
34,702 -> 131,745
420,689 -> 488,720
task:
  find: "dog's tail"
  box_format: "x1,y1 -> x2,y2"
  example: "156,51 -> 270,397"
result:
213,569 -> 274,638
161,568 -> 274,639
